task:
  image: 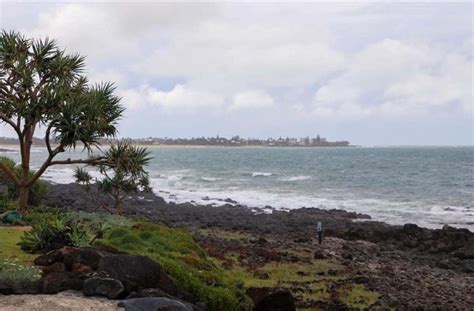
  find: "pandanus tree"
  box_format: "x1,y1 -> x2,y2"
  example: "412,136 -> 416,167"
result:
74,142 -> 152,215
0,30 -> 124,212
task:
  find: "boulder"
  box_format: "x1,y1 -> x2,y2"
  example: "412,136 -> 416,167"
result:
118,297 -> 193,311
463,260 -> 474,273
41,262 -> 66,276
62,247 -> 104,271
0,280 -> 42,295
83,277 -> 125,299
246,287 -> 295,311
96,253 -> 167,295
34,250 -> 64,266
127,288 -> 172,299
33,247 -> 178,299
42,272 -> 84,294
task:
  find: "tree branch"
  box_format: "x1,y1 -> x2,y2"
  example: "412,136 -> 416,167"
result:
0,161 -> 20,185
0,112 -> 21,136
45,122 -> 54,155
50,156 -> 106,166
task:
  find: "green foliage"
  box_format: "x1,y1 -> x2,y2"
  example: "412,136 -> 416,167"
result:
0,30 -> 124,151
0,30 -> 124,211
0,156 -> 48,206
99,222 -> 252,310
0,258 -> 41,282
74,142 -> 152,214
0,197 -> 16,214
0,156 -> 15,171
337,284 -> 379,310
19,213 -> 89,253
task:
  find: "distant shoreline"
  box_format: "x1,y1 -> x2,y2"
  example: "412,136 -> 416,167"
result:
0,143 -> 355,149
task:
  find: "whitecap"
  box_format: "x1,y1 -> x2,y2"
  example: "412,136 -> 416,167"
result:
201,177 -> 222,182
278,175 -> 312,182
251,172 -> 273,177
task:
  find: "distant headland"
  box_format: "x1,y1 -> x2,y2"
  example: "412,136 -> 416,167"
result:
0,134 -> 350,147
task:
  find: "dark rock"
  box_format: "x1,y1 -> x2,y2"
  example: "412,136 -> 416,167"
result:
463,260 -> 474,273
0,280 -> 42,295
41,262 -> 66,276
127,288 -> 172,299
294,237 -> 310,243
42,272 -> 84,294
71,262 -> 93,275
353,275 -> 370,284
62,247 -> 104,271
224,198 -> 238,204
118,297 -> 193,311
34,250 -> 63,266
97,253 -> 175,296
246,287 -> 295,311
314,250 -> 327,259
454,246 -> 474,259
83,277 -> 124,299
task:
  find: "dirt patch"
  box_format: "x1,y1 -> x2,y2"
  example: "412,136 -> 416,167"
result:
0,291 -> 121,311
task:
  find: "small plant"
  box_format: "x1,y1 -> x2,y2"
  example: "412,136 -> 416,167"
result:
74,142 -> 152,215
19,215 -> 89,253
89,221 -> 111,245
0,258 -> 41,282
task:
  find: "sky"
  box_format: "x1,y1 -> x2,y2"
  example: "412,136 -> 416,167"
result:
0,1 -> 472,146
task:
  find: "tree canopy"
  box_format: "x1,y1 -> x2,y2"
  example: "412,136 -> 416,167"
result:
0,30 -> 124,211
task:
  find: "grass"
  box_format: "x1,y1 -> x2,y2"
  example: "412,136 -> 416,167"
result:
98,221 -> 253,310
197,228 -> 256,241
0,226 -> 41,282
337,284 -> 379,310
0,226 -> 35,264
200,228 -> 382,310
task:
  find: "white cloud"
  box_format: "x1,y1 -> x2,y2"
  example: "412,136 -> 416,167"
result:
1,2 -> 471,144
120,84 -> 224,113
313,39 -> 472,117
230,90 -> 274,111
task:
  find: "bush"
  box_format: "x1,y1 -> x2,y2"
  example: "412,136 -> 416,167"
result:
0,258 -> 41,282
0,197 -> 16,214
0,156 -> 48,206
19,214 -> 89,253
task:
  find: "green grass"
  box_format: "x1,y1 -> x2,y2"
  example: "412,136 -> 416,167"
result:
98,221 -> 253,310
197,228 -> 255,241
337,284 -> 379,310
0,226 -> 41,282
0,226 -> 36,264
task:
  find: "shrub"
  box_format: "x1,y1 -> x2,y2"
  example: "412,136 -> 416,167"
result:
0,258 -> 41,282
0,197 -> 16,214
19,214 -> 89,253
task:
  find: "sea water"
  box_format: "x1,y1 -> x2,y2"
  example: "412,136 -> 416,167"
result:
2,146 -> 473,230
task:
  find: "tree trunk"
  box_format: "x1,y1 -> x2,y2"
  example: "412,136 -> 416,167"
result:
18,185 -> 29,214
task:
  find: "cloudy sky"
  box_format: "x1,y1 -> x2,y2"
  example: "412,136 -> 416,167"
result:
1,2 -> 472,145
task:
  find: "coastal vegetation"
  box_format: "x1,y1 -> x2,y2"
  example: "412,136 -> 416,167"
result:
74,142 -> 152,215
0,203 -> 383,310
0,30 -> 124,212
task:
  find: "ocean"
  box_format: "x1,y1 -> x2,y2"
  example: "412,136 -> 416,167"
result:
2,146 -> 473,231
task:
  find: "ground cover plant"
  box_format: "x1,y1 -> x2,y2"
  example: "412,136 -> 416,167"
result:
99,221 -> 253,310
195,227 -> 382,310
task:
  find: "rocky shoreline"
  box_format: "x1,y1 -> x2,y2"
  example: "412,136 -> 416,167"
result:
40,183 -> 474,309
